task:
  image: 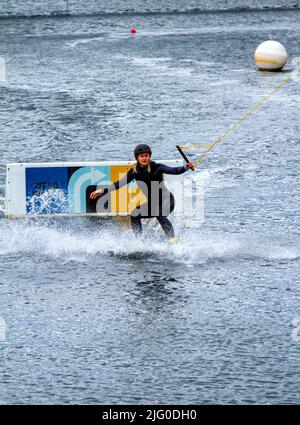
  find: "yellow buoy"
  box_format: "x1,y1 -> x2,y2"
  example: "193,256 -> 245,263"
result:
254,40 -> 288,71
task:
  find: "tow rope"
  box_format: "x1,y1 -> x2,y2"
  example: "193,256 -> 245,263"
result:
177,66 -> 300,168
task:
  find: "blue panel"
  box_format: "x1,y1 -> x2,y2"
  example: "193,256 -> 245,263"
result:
26,167 -> 69,214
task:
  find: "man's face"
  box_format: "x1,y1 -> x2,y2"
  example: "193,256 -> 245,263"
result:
137,153 -> 151,167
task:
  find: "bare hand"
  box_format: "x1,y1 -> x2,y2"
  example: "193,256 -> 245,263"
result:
90,188 -> 103,200
186,161 -> 194,170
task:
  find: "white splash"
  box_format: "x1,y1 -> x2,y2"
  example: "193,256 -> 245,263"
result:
0,218 -> 298,266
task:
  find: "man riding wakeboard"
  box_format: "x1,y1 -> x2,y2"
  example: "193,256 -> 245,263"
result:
90,144 -> 194,242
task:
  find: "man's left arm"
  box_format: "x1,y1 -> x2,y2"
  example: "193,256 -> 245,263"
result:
158,163 -> 193,175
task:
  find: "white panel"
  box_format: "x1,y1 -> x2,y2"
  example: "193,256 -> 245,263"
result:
5,164 -> 26,217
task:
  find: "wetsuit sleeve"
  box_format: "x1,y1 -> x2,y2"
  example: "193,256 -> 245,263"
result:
156,164 -> 188,175
104,169 -> 135,193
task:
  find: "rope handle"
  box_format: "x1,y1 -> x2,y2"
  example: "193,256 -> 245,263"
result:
176,146 -> 194,171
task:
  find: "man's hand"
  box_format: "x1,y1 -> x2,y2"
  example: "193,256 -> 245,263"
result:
186,161 -> 194,170
90,188 -> 103,200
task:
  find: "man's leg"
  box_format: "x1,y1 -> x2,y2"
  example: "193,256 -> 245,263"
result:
156,216 -> 175,238
131,215 -> 142,237
130,202 -> 149,237
156,191 -> 176,238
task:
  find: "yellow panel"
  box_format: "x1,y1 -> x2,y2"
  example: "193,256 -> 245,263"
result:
110,165 -> 147,214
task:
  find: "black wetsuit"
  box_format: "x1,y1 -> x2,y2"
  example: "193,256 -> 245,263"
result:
106,161 -> 188,238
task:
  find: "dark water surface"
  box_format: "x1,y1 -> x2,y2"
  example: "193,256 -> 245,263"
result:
0,3 -> 300,404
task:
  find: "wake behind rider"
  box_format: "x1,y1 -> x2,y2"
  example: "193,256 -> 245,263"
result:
90,144 -> 194,241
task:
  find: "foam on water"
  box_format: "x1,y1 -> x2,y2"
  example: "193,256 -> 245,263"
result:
131,57 -> 194,76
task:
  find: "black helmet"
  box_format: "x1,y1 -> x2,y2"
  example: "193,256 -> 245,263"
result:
134,144 -> 152,159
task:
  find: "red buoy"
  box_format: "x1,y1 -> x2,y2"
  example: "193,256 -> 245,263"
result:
130,28 -> 137,34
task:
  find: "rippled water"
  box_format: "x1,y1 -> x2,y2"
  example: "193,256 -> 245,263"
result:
1,0 -> 300,17
0,4 -> 300,404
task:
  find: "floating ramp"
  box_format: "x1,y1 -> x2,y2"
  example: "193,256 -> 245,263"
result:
5,160 -> 185,218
